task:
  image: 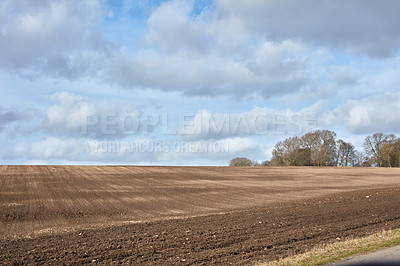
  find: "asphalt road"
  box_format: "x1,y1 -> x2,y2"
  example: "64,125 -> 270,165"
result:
331,245 -> 400,265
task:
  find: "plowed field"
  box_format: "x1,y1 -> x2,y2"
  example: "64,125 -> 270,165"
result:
1,166 -> 400,264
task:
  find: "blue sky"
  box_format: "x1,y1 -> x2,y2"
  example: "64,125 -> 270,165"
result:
1,0 -> 400,165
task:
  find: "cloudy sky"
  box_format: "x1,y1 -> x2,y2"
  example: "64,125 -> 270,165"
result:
1,0 -> 400,165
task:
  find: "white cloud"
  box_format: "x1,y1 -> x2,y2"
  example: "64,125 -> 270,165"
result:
0,106 -> 40,132
10,136 -> 267,165
14,137 -> 79,159
148,137 -> 268,165
178,107 -> 318,140
107,39 -> 308,98
12,137 -> 151,162
43,92 -> 99,136
3,0 -> 400,166
222,137 -> 261,154
41,91 -> 161,140
216,0 -> 400,58
0,0 -> 113,78
332,93 -> 400,134
144,0 -> 213,53
4,0 -> 397,100
103,0 -> 311,99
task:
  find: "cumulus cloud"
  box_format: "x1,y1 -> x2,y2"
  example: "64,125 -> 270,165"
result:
177,107 -> 318,141
331,93 -> 400,134
109,0 -> 398,99
103,1 -> 312,98
0,106 -> 40,132
107,41 -> 308,98
43,92 -> 99,137
158,136 -> 267,164
14,137 -> 79,160
3,0 -> 400,166
221,137 -> 264,155
42,91 -> 160,139
4,0 -> 396,100
216,0 -> 400,58
144,0 -> 214,53
12,137 -> 158,163
10,136 -> 267,165
0,0 -> 114,78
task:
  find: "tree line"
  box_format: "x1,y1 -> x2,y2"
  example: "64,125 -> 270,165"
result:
230,131 -> 400,167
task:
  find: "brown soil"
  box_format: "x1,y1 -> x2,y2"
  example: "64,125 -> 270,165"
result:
1,166 -> 400,264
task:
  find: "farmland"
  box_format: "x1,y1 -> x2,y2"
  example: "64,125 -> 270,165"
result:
1,166 -> 400,264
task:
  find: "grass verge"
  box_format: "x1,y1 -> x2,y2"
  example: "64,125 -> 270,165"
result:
258,229 -> 400,266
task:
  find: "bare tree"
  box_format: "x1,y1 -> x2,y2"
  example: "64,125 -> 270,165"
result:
271,130 -> 337,166
353,151 -> 366,167
380,139 -> 400,167
336,139 -> 355,167
363,133 -> 397,167
229,157 -> 253,166
301,131 -> 320,165
271,136 -> 302,166
270,131 -> 400,168
261,160 -> 271,166
302,130 -> 337,166
292,148 -> 311,166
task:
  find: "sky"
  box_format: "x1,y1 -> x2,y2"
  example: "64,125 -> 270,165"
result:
1,0 -> 400,165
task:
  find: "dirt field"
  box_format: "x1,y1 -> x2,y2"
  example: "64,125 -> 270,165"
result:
1,166 -> 400,264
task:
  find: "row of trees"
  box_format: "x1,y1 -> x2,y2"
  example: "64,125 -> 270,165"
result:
229,131 -> 400,167
229,157 -> 270,166
271,130 -> 350,166
364,133 -> 400,167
